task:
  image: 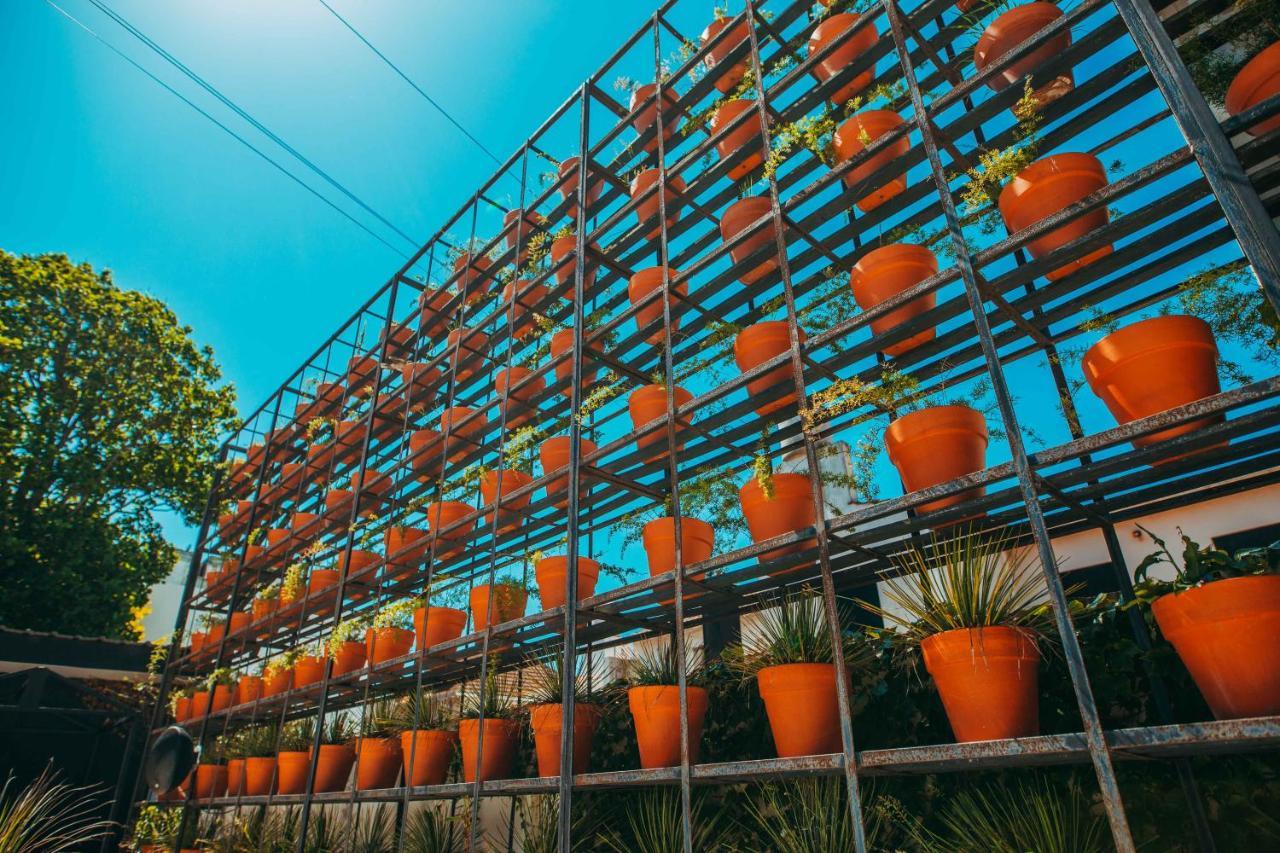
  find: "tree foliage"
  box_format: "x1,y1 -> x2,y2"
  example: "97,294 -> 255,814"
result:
0,251 -> 236,638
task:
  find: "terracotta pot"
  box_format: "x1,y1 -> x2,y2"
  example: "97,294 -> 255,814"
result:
529,703 -> 601,776
711,99 -> 766,180
557,156 -> 602,216
174,695 -> 191,722
342,548 -> 380,580
400,361 -> 439,402
194,764 -> 227,800
550,234 -> 598,294
757,663 -> 841,757
382,320 -> 416,360
885,405 -> 988,514
313,743 -> 356,793
922,626 -> 1040,742
628,266 -> 687,344
447,327 -> 488,383
226,758 -> 245,796
228,610 -> 251,638
550,329 -> 599,397
628,685 -> 709,769
356,737 -> 403,790
251,598 -> 278,632
734,322 -> 805,416
237,675 -> 263,705
244,756 -> 276,796
479,469 -> 534,533
739,473 -> 818,564
367,626 -> 414,665
720,196 -> 780,285
701,16 -> 750,93
408,429 -> 443,481
440,406 -> 485,463
541,435 -> 597,508
189,631 -> 207,656
385,524 -> 430,572
401,729 -> 457,786
458,718 -> 520,782
291,511 -> 321,540
808,13 -> 877,106
426,500 -> 474,555
470,584 -> 528,631
275,751 -> 309,795
503,208 -> 545,264
833,110 -> 909,212
452,252 -> 494,304
628,384 -> 694,460
642,517 -> 715,577
998,152 -> 1110,281
494,366 -> 544,429
1081,315 -> 1222,452
1226,40 -> 1280,136
974,3 -> 1073,110
1152,575 -> 1280,719
324,487 -> 355,517
346,355 -> 379,392
534,555 -> 601,609
418,286 -> 454,342
850,243 -> 939,357
630,169 -> 686,240
501,280 -> 549,340
308,568 -> 339,596
629,83 -> 681,151
414,605 -> 468,649
264,668 -> 292,696
293,655 -> 327,688
208,684 -> 234,715
332,640 -> 368,675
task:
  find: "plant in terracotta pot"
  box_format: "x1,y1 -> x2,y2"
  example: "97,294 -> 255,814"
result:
719,195 -> 781,286
382,690 -> 457,787
832,109 -> 910,212
629,169 -> 686,240
130,804 -> 183,853
414,579 -> 470,650
973,3 -> 1074,111
739,437 -> 818,568
1130,527 -> 1280,720
193,739 -> 227,801
292,642 -> 328,689
479,465 -> 535,535
199,667 -> 236,718
620,78 -> 682,151
448,240 -> 497,305
170,685 -> 194,723
262,650 -> 297,697
1178,0 -> 1280,137
628,266 -> 688,344
470,572 -> 531,631
540,432 -> 599,509
711,99 -> 767,180
367,599 -> 416,666
278,714 -> 356,795
626,640 -> 707,769
807,11 -> 878,106
628,376 -> 694,462
884,403 -> 989,515
279,563 -> 307,610
458,661 -> 522,782
998,150 -> 1112,281
523,647 -> 611,777
849,242 -> 939,357
218,730 -> 246,797
700,9 -> 750,93
327,616 -> 369,675
239,725 -> 279,796
354,699 -> 403,790
733,320 -> 805,416
251,582 -> 280,629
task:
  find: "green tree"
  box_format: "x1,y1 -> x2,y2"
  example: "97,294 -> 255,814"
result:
0,252 -> 236,639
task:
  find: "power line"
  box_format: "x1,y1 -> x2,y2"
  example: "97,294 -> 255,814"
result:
42,0 -> 411,260
84,0 -> 420,249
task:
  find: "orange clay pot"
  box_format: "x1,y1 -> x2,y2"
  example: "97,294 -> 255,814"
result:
501,280 -> 549,340
313,744 -> 356,793
480,469 -> 533,534
833,110 -> 909,212
629,83 -> 681,151
367,626 -> 414,665
401,729 -> 457,786
275,751 -> 309,795
237,675 -> 263,705
194,764 -> 227,800
418,286 -> 454,342
628,266 -> 687,344
628,685 -> 709,769
308,568 -> 338,596
264,668 -> 292,697
426,500 -> 474,555
642,517 -> 715,576
228,610 -> 251,638
293,655 -> 327,688
630,169 -> 686,240
998,152 -> 1110,281
332,640 -> 367,675
1226,41 -> 1280,137
734,321 -> 805,417
629,384 -> 694,461
550,328 -> 599,397
974,3 -> 1073,110
226,759 -> 245,796
720,196 -> 779,286
711,99 -> 766,180
1152,575 -> 1280,719
850,243 -> 939,357
451,252 -> 494,304
414,605 -> 468,649
701,15 -> 750,93
1081,315 -> 1222,453
244,756 -> 276,796
459,718 -> 521,782
188,689 -> 210,719
384,524 -> 430,571
470,584 -> 528,631
503,208 -> 545,265
529,703 -> 602,776
534,555 -> 601,609
739,473 -> 818,564
400,361 -> 438,401
356,736 -> 403,790
922,627 -> 1040,742
557,156 -> 602,216
447,327 -> 488,383
758,663 -> 842,757
440,406 -> 485,464
205,684 -> 234,716
885,405 -> 988,514
408,428 -> 443,482
541,435 -> 598,508
174,695 -> 191,722
550,234 -> 598,293
808,13 -> 878,106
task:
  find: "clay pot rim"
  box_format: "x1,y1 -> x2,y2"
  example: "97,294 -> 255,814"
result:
739,471 -> 812,506
808,11 -> 877,52
973,2 -> 1065,71
643,515 -> 715,538
712,98 -> 761,126
630,383 -> 694,407
628,83 -> 680,111
885,404 -> 988,447
837,109 -> 906,142
733,320 -> 807,364
919,624 -> 1041,662
629,167 -> 687,196
1081,314 -> 1215,382
535,554 -> 602,572
852,242 -> 938,275
1226,41 -> 1280,115
997,151 -> 1106,214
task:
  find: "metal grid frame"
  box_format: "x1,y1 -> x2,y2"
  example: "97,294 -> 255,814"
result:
139,0 -> 1280,850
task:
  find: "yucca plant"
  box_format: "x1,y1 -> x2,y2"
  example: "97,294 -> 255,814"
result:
278,719 -> 316,753
239,724 -> 279,758
918,776 -> 1106,853
359,698 -> 400,739
743,778 -> 893,853
598,788 -> 725,853
724,588 -> 873,676
379,691 -> 453,733
627,640 -> 704,688
342,804 -> 395,853
515,794 -> 596,853
460,660 -> 518,720
401,806 -> 466,853
524,646 -> 614,705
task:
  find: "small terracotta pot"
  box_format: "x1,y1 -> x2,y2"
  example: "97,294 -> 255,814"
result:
447,327 -> 488,383
529,703 -> 601,776
194,763 -> 227,800
501,279 -> 549,340
808,13 -> 877,106
642,517 -> 715,577
922,626 -> 1040,742
308,568 -> 339,596
264,668 -> 292,697
452,252 -> 494,304
628,384 -> 694,461
630,169 -> 686,240
494,366 -> 543,429
884,405 -> 988,514
459,718 -> 521,782
384,524 -> 430,573
998,152 -> 1110,281
850,243 -> 939,357
440,406 -> 485,463
1152,575 -> 1280,719
408,429 -> 443,482
313,743 -> 356,793
342,548 -> 380,580
534,555 -> 601,609
479,469 -> 534,533
629,84 -> 681,151
557,156 -> 602,216
733,322 -> 805,416
401,729 -> 457,786
237,675 -> 263,705
382,320 -> 416,360
1226,40 -> 1280,136
550,328 -> 599,397
739,473 -> 818,564
346,355 -> 379,390
540,435 -> 598,508
470,584 -> 528,631
332,640 -> 368,675
628,685 -> 709,769
628,266 -> 687,344
251,598 -> 278,632
174,696 -> 191,722
701,15 -> 750,93
275,751 -> 309,795
503,208 -> 546,265
367,626 -> 414,665
228,610 -> 251,638
720,196 -> 779,285
226,758 -> 245,796
426,500 -> 474,554
550,234 -> 598,294
293,655 -> 327,688
400,361 -> 438,403
833,110 -> 909,212
758,663 -> 841,757
711,99 -> 766,180
189,631 -> 207,657
974,3 -> 1073,110
356,736 -> 403,790
418,286 -> 454,342
414,605 -> 468,649
209,684 -> 234,715
1081,315 -> 1222,453
244,756 -> 276,796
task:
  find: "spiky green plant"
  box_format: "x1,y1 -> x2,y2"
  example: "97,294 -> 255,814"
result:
511,793 -> 598,853
239,724 -> 279,758
598,789 -> 725,853
627,639 -> 704,687
743,778 -> 896,853
724,588 -> 873,677
919,776 -> 1106,853
401,807 -> 465,853
523,646 -> 614,706
380,691 -> 453,733
278,719 -> 315,752
460,660 -> 518,720
343,805 -> 395,853
359,699 -> 400,738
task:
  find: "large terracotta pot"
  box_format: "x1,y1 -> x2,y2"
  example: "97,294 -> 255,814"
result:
884,405 -> 988,514
275,751 -> 309,795
451,252 -> 494,304
541,435 -> 598,508
312,744 -> 356,793
1081,315 -> 1222,453
720,196 -> 779,285
356,737 -> 403,790
850,243 -> 939,357
494,366 -> 544,429
629,84 -> 681,152
642,517 -> 715,577
807,13 -> 877,106
833,110 -> 910,212
408,428 -> 443,482
628,384 -> 694,461
479,469 -> 534,533
366,626 -> 414,665
739,473 -> 818,564
414,605 -> 468,649
194,764 -> 227,800
470,584 -> 528,631
758,663 -> 842,757
1153,575 -> 1280,720
244,756 -> 276,796
550,234 -> 598,293
628,266 -> 687,344
974,3 -> 1073,110
701,15 -> 749,93
502,208 -> 545,265
446,327 -> 488,384
998,152 -> 1110,281
1226,41 -> 1280,137
401,729 -> 457,786
237,675 -> 263,705
734,321 -> 805,416
426,500 -> 474,556
550,328 -> 599,397
440,406 -> 485,463
384,525 -> 430,571
459,718 -> 521,782
308,568 -> 338,596
529,703 -> 602,776
557,156 -> 602,217
331,640 -> 367,675
226,759 -> 245,796
922,627 -> 1040,742
711,99 -> 766,180
535,555 -> 601,609
630,169 -> 686,240
628,685 -> 709,769
293,655 -> 327,688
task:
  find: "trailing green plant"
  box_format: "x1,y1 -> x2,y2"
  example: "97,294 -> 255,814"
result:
1130,525 -> 1280,602
327,615 -> 369,657
341,804 -> 395,853
0,767 -> 113,853
256,581 -> 280,602
957,78 -> 1044,235
1173,259 -> 1280,383
281,564 -> 306,602
206,666 -> 234,690
370,598 -> 417,631
460,658 -> 519,720
626,638 -> 705,687
724,588 -> 874,677
523,645 -> 615,706
915,775 -> 1106,853
305,416 -> 335,445
278,720 -> 314,753
379,691 -> 453,733
262,648 -> 299,679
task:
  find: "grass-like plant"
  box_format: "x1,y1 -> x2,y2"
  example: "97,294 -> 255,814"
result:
401,806 -> 466,853
598,788 -> 725,853
724,588 -> 873,677
919,776 -> 1106,853
627,639 -> 705,687
238,725 -> 278,759
379,691 -> 453,733
460,660 -> 519,720
0,767 -> 114,853
743,778 -> 892,853
342,804 -> 394,853
524,646 -> 614,706
359,699 -> 400,739
277,714 -> 350,751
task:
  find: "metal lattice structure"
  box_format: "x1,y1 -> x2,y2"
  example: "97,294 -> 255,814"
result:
142,0 -> 1280,850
